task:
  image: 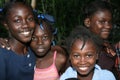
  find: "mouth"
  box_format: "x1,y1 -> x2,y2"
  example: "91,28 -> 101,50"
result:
78,66 -> 89,71
20,29 -> 33,37
102,29 -> 110,33
36,46 -> 45,52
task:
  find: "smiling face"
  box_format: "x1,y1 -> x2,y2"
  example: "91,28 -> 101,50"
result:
30,23 -> 53,57
4,2 -> 35,43
84,10 -> 112,39
70,39 -> 98,77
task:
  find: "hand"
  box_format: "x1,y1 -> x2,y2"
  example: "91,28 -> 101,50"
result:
115,41 -> 120,49
104,41 -> 116,56
0,38 -> 10,50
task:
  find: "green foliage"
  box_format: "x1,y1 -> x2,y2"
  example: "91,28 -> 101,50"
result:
0,0 -> 120,45
0,24 -> 8,38
35,0 -> 120,45
108,1 -> 120,44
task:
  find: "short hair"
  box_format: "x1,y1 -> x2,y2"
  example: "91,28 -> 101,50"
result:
65,25 -> 103,54
2,1 -> 33,20
82,0 -> 113,20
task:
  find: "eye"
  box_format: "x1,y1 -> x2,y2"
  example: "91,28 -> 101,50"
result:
27,16 -> 34,22
86,53 -> 94,59
73,53 -> 80,59
14,19 -> 21,23
42,35 -> 49,40
99,20 -> 105,24
31,36 -> 37,41
108,21 -> 112,24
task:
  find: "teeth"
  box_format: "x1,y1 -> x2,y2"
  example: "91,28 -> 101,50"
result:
79,67 -> 88,71
37,48 -> 44,52
21,31 -> 30,35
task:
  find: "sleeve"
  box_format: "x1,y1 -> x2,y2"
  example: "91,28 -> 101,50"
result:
103,70 -> 116,80
0,49 -> 6,80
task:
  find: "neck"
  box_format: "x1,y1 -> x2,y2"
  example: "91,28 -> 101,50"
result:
9,39 -> 28,55
78,69 -> 94,80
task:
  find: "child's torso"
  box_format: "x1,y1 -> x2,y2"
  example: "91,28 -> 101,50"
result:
34,51 -> 59,80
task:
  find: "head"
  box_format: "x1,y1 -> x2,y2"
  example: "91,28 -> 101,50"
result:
30,20 -> 54,57
2,1 -> 36,43
67,26 -> 102,77
83,0 -> 113,40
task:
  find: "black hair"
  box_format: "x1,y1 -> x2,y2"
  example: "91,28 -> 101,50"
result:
2,1 -> 33,21
38,19 -> 55,34
82,0 -> 113,21
66,25 -> 103,54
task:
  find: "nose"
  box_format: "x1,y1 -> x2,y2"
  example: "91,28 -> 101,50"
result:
38,38 -> 43,45
22,19 -> 28,28
79,57 -> 87,65
104,22 -> 112,29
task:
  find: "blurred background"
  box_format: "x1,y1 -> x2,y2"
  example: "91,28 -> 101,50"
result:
0,0 -> 120,46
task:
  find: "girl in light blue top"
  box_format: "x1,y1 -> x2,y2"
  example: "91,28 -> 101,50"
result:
60,26 -> 116,80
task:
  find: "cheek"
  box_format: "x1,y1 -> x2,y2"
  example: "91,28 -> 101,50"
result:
89,57 -> 97,65
44,40 -> 51,49
90,24 -> 102,35
30,42 -> 37,49
32,22 -> 36,28
70,58 -> 79,66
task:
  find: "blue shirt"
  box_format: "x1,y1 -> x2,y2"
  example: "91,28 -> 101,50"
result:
60,64 -> 116,80
0,47 -> 36,80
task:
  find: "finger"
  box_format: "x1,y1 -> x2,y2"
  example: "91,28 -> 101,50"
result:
6,46 -> 10,50
4,38 -> 8,42
1,45 -> 5,48
0,38 -> 7,47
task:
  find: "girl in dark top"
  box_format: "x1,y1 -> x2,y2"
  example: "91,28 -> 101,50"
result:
0,1 -> 36,80
82,0 -> 119,79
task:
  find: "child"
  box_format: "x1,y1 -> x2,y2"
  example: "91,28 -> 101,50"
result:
60,26 -> 116,80
0,1 -> 36,80
30,19 -> 67,80
82,0 -> 120,79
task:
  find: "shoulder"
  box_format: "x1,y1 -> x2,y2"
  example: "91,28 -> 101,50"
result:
93,64 -> 116,80
60,66 -> 77,80
51,45 -> 67,61
0,48 -> 10,55
51,45 -> 67,71
100,70 -> 116,79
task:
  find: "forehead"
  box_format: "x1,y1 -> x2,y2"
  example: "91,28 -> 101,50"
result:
34,24 -> 50,35
71,39 -> 96,51
91,10 -> 112,19
8,3 -> 32,16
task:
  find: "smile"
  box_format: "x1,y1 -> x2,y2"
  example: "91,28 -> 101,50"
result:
20,31 -> 32,36
79,67 -> 88,71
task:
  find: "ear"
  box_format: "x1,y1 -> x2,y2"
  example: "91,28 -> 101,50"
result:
84,18 -> 91,28
3,22 -> 9,30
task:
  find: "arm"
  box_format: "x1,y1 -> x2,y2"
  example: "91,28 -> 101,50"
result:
52,45 -> 68,75
0,38 -> 10,50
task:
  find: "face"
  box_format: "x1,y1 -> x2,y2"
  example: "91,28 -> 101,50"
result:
5,3 -> 35,43
70,39 -> 98,76
30,23 -> 52,57
85,10 -> 112,39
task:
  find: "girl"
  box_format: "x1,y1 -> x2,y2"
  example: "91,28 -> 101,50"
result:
60,26 -> 116,80
0,1 -> 36,80
30,19 -> 67,80
82,0 -> 119,79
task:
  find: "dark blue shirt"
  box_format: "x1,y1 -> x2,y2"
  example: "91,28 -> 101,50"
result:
0,47 -> 36,80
